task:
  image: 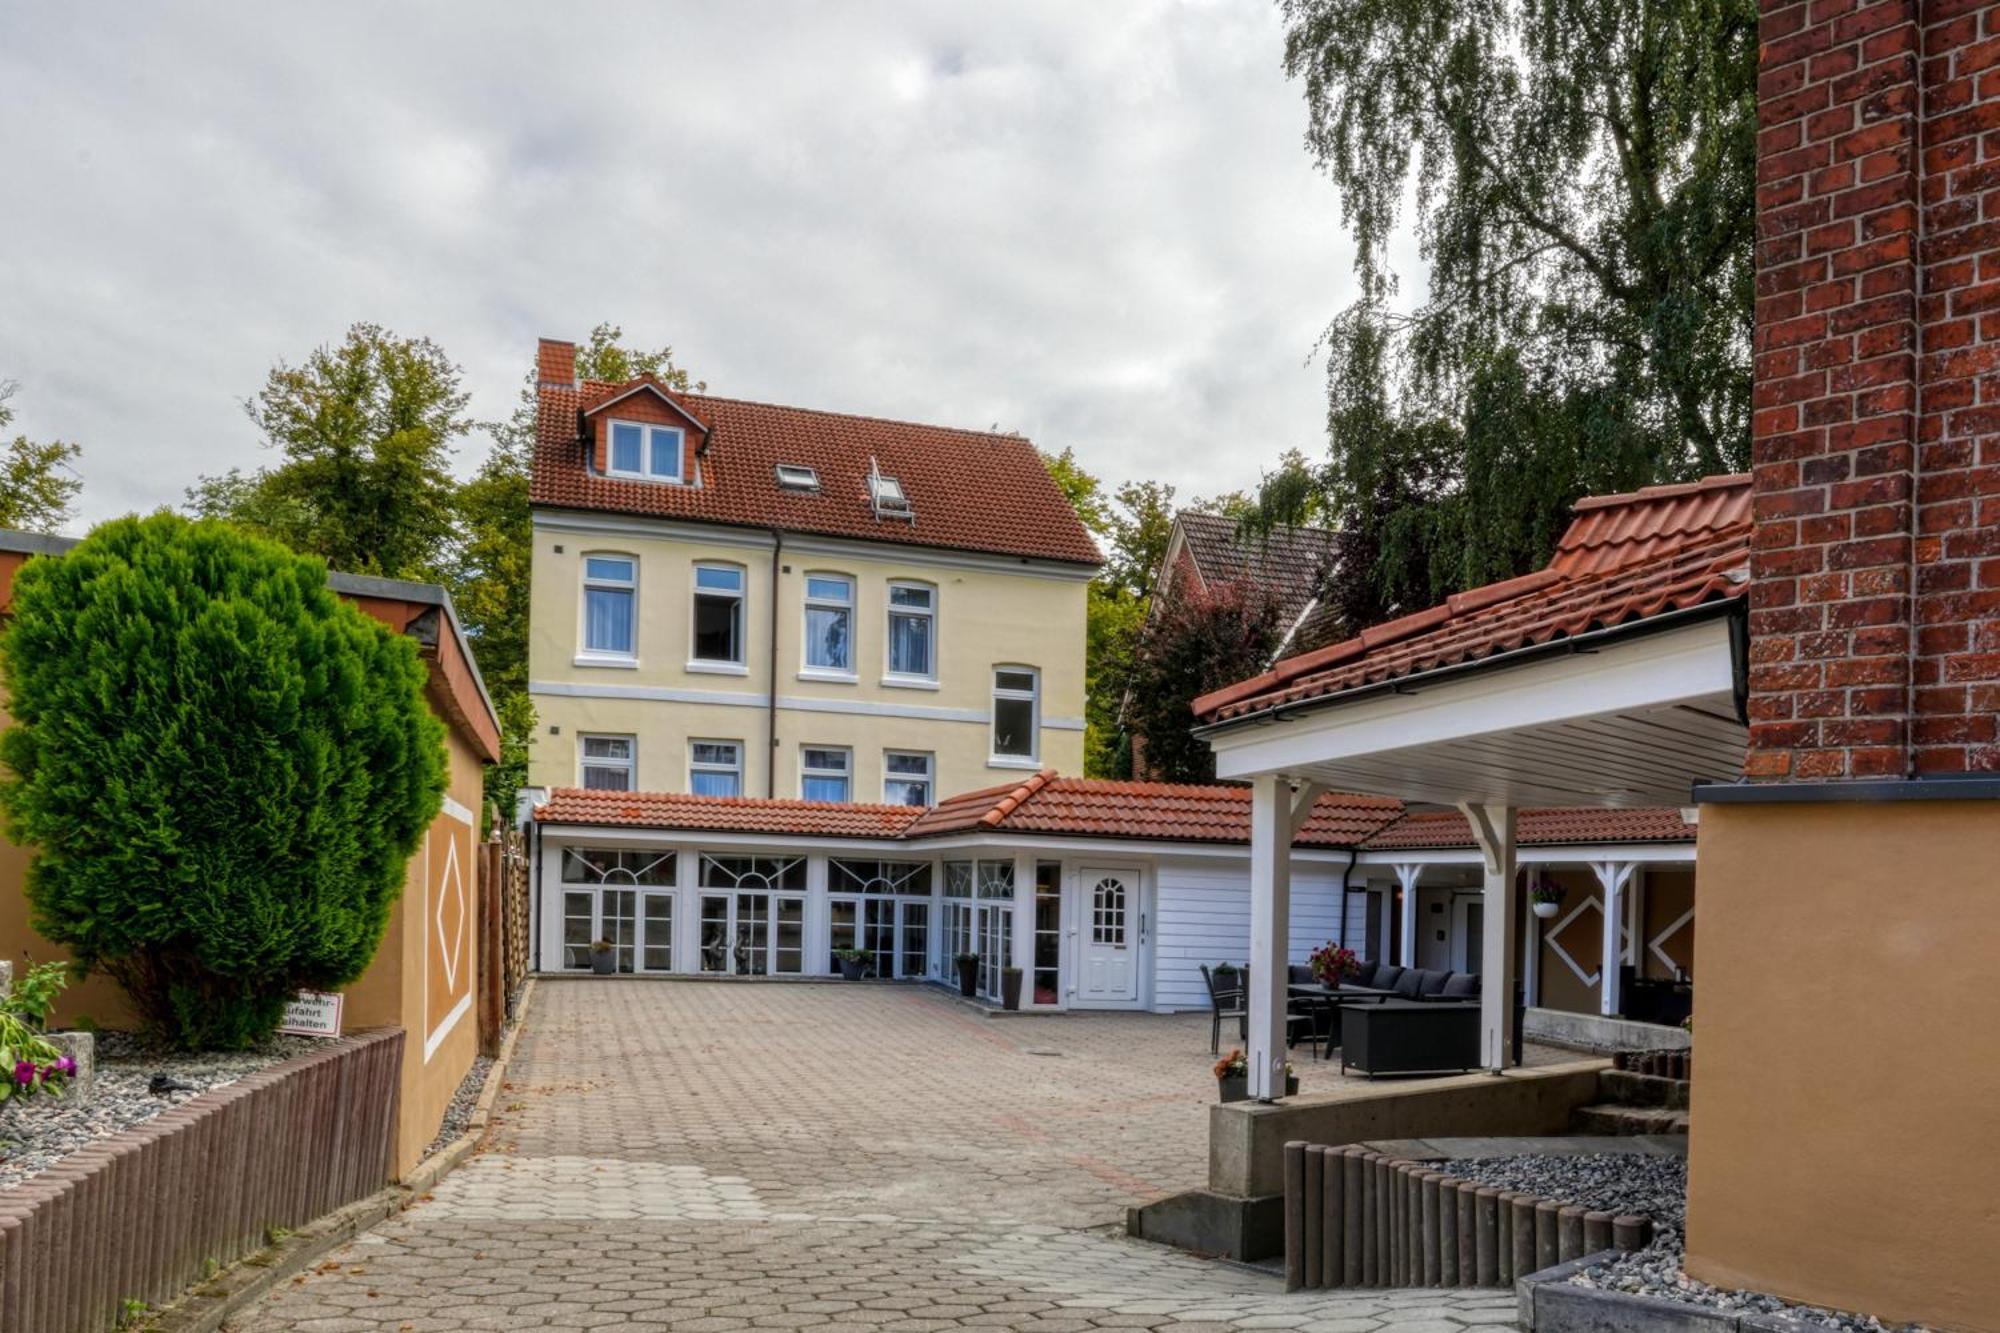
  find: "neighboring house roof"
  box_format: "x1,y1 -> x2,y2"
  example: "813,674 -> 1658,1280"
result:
534,772 -> 1694,851
1362,806 -> 1696,851
1193,474 -> 1753,725
530,359 -> 1103,568
1164,511 -> 1338,625
534,788 -> 927,838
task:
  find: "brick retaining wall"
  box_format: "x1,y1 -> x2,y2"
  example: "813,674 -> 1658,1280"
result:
1282,1142 -> 1653,1292
0,1027 -> 404,1333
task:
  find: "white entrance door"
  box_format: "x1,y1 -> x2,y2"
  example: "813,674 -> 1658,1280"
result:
1451,895 -> 1484,974
1077,867 -> 1140,1004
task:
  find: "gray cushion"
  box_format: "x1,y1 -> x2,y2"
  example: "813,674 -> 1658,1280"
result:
1370,963 -> 1405,991
1441,972 -> 1481,998
1289,964 -> 1317,986
1392,969 -> 1425,998
1416,969 -> 1452,997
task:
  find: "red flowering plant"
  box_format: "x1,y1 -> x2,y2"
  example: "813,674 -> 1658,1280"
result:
0,961 -> 74,1103
1213,1048 -> 1247,1080
1308,943 -> 1360,987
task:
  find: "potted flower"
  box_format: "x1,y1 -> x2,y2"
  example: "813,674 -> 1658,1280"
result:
589,939 -> 618,975
1308,942 -> 1360,988
1000,965 -> 1024,1011
954,952 -> 980,998
1214,1048 -> 1249,1103
1283,1061 -> 1300,1097
833,948 -> 870,981
1530,877 -> 1566,919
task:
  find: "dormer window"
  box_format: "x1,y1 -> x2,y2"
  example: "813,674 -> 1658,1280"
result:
775,464 -> 820,492
606,419 -> 685,483
867,456 -> 915,521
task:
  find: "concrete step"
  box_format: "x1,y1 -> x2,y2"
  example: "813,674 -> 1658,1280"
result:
1570,1103 -> 1690,1136
1598,1069 -> 1691,1109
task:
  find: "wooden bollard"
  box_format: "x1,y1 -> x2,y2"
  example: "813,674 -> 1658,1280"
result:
1342,1150 -> 1365,1285
1302,1146 -> 1323,1289
1558,1205 -> 1587,1263
1359,1153 -> 1379,1286
1456,1181 -> 1478,1287
1375,1156 -> 1394,1287
1584,1210 -> 1613,1256
1495,1191 -> 1515,1285
1320,1145 -> 1343,1287
1534,1199 -> 1561,1272
1443,1173 -> 1464,1284
1613,1213 -> 1651,1252
1475,1188 -> 1501,1286
1284,1141 -> 1306,1290
1415,1172 -> 1438,1287
1511,1194 -> 1538,1279
1406,1168 -> 1424,1288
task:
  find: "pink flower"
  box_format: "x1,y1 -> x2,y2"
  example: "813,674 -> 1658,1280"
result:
13,1061 -> 35,1087
50,1056 -> 76,1079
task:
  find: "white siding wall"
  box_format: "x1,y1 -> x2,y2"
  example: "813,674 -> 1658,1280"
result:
1152,855 -> 1374,1012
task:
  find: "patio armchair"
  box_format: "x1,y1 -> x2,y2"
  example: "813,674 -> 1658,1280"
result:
1202,964 -> 1247,1054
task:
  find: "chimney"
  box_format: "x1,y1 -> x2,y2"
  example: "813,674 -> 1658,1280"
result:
1745,0 -> 1999,780
537,338 -> 576,388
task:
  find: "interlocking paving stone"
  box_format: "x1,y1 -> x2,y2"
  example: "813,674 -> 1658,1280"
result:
232,980 -> 1519,1331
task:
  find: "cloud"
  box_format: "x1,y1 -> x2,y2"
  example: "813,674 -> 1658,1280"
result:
0,1 -> 1373,531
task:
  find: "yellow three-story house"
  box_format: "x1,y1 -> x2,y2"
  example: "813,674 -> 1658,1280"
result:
525,337 -> 1100,804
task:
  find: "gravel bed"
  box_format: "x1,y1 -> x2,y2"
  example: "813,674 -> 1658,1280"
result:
422,1053 -> 493,1159
0,1031 -> 328,1190
1449,1153 -> 1926,1331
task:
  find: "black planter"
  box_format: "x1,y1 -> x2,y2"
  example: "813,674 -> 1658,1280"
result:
956,957 -> 978,997
1000,970 -> 1023,1011
839,958 -> 867,981
590,949 -> 616,975
1217,1075 -> 1248,1103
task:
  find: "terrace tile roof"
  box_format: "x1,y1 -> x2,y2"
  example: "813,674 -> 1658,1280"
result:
1362,806 -> 1696,851
1194,474 -> 1753,724
900,770 -> 1407,848
533,776 -> 1694,850
531,371 -> 1103,567
534,788 -> 926,839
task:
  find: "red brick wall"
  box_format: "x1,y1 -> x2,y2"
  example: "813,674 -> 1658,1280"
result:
1749,0 -> 2000,779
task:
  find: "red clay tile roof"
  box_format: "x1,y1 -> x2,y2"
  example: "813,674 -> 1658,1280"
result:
534,788 -> 925,839
1362,807 -> 1695,850
531,362 -> 1102,567
1194,474 -> 1752,724
533,777 -> 1692,850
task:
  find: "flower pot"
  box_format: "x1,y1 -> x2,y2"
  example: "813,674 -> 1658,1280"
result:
1001,969 -> 1023,1011
1532,900 -> 1561,919
1285,1074 -> 1300,1097
839,958 -> 867,981
1217,1075 -> 1248,1104
956,957 -> 978,998
590,949 -> 617,975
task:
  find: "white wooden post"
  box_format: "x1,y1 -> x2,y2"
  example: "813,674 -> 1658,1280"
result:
1394,863 -> 1424,967
1247,777 -> 1320,1100
1012,851 -> 1036,1005
1592,861 -> 1637,1017
1521,862 -> 1541,1008
1460,802 -> 1518,1071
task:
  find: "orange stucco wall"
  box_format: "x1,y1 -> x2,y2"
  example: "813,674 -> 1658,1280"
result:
1686,800 -> 2000,1330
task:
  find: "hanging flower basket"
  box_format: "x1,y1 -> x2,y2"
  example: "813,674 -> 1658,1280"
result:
1530,876 -> 1566,919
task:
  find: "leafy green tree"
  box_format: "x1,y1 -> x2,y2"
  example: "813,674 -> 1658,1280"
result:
189,324 -> 470,580
1123,578 -> 1287,783
461,325 -> 702,815
0,382 -> 82,534
1274,0 -> 1755,622
0,514 -> 445,1048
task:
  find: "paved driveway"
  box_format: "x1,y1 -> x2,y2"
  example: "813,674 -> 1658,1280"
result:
235,980 -> 1520,1332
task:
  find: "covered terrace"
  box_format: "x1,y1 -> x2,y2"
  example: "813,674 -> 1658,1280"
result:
1192,475 -> 1751,1098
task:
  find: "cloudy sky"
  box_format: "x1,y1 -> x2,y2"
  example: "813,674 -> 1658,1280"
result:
1,3 -> 1395,532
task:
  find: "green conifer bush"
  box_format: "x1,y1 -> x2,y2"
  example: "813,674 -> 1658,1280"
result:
0,514 -> 445,1047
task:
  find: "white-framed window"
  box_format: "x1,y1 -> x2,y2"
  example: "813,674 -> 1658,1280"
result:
801,745 -> 851,802
689,739 -> 743,798
991,665 -> 1040,762
885,581 -> 936,681
581,554 -> 637,659
883,750 -> 933,806
802,573 -> 854,675
579,734 -> 636,791
605,418 -> 686,483
691,563 -> 745,665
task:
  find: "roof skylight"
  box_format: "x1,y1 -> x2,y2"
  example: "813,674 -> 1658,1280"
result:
775,464 -> 820,492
